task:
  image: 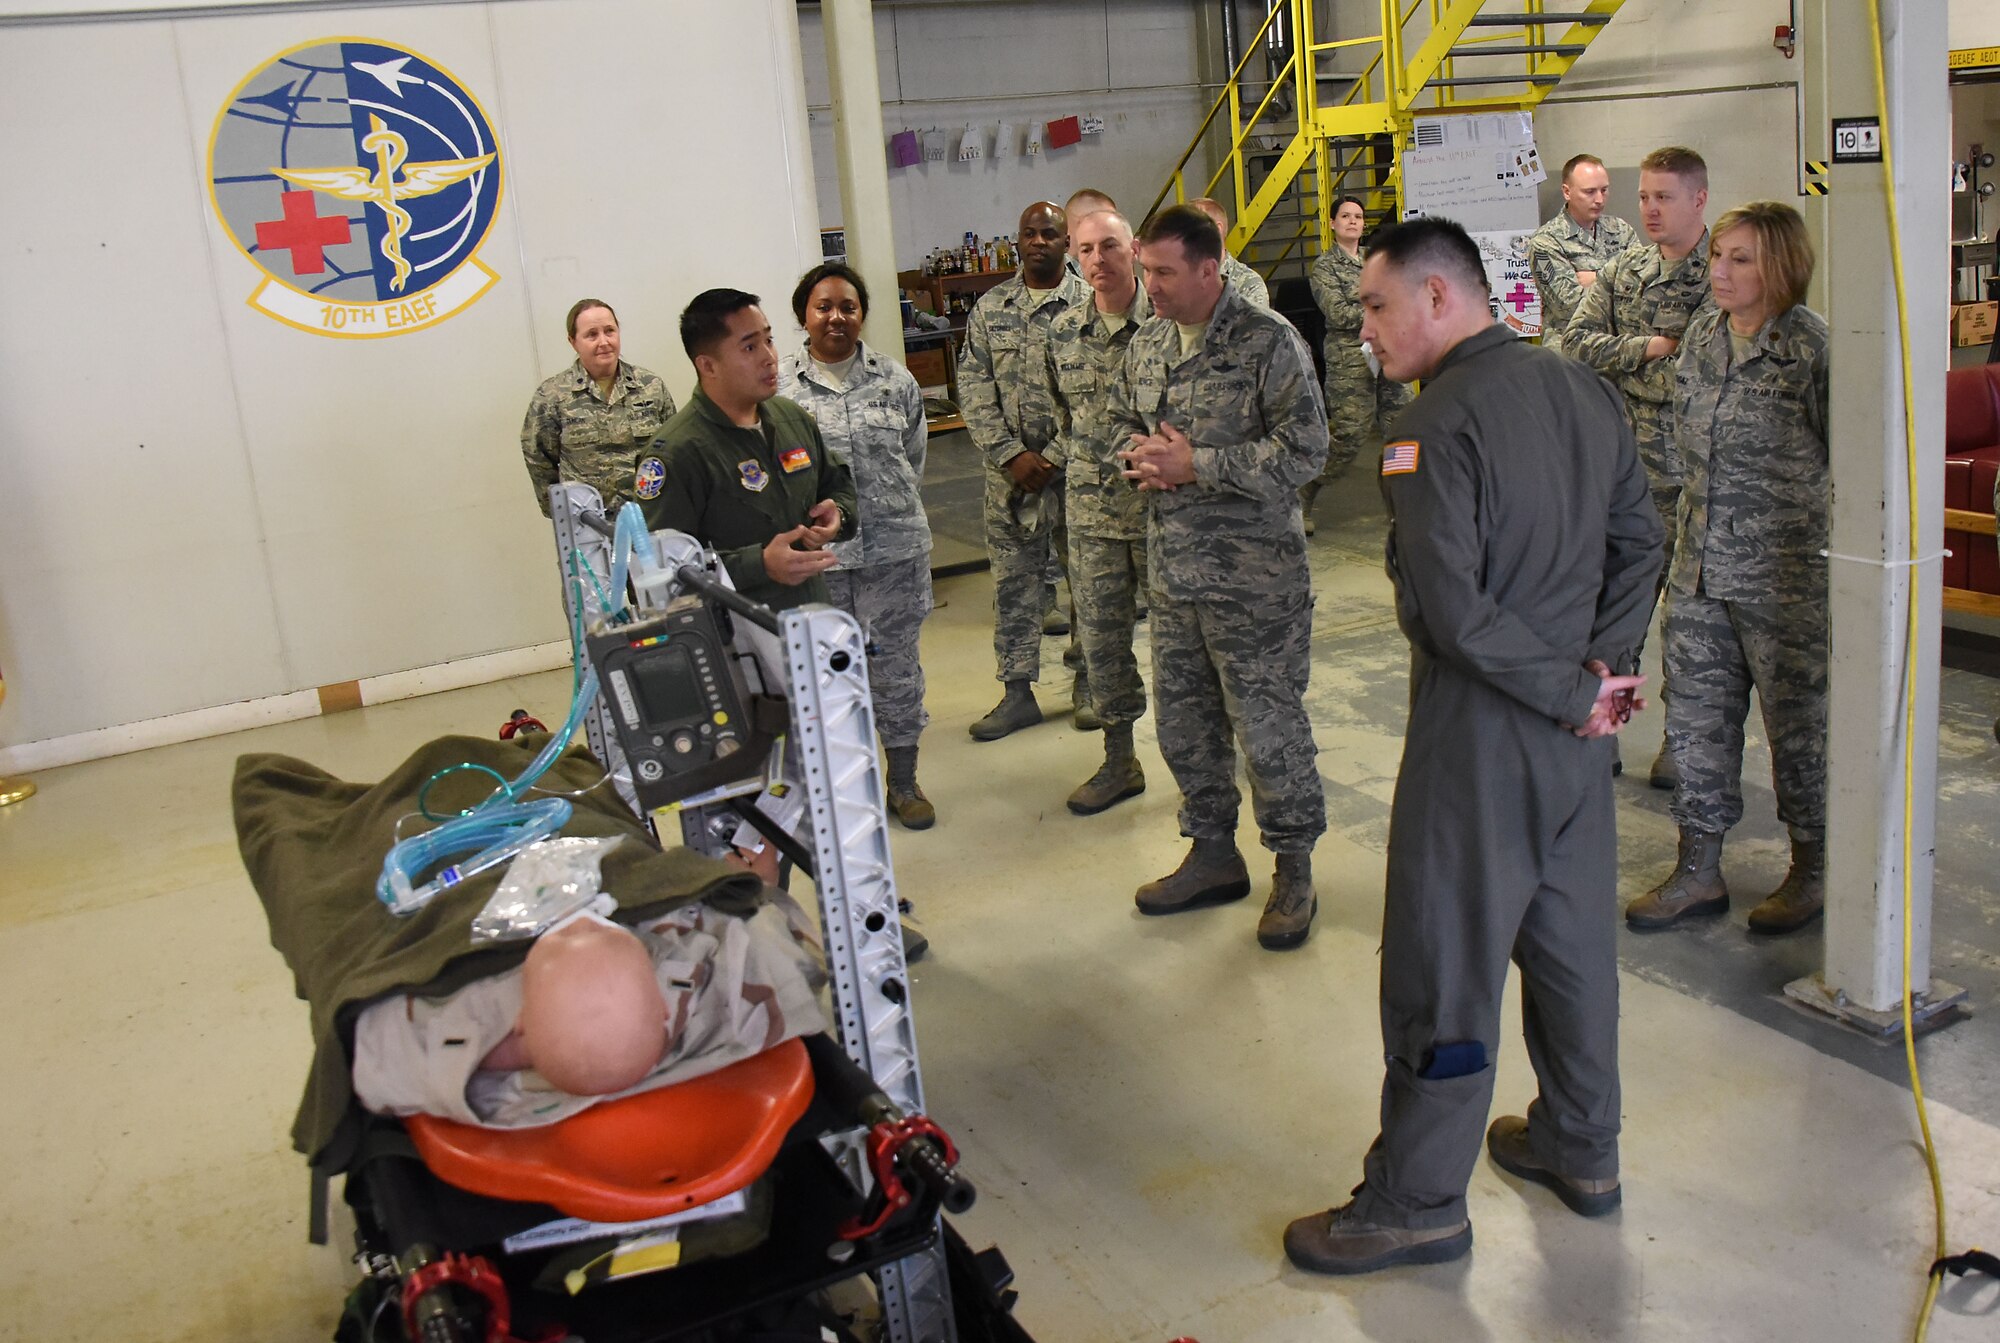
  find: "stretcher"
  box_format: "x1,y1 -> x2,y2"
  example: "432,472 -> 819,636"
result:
261,486 -> 1034,1342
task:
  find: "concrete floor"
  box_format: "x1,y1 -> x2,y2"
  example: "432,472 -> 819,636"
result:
5,470 -> 2000,1342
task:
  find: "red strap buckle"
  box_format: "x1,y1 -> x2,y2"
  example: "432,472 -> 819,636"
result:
837,1115 -> 958,1241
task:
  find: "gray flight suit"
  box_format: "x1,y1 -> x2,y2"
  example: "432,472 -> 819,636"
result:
957,270 -> 1091,682
1105,283 -> 1329,853
1663,305 -> 1831,840
1357,324 -> 1663,1231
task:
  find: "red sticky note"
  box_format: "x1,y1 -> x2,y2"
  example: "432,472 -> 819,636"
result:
1046,116 -> 1082,149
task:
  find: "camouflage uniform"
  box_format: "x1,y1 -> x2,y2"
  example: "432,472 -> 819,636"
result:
520,359 -> 674,516
1221,253 -> 1272,310
1527,210 -> 1637,357
1309,245 -> 1414,479
1662,305 -> 1831,840
1564,233 -> 1712,571
1105,284 -> 1329,853
958,270 -> 1091,682
779,342 -> 933,748
1047,284 -> 1154,727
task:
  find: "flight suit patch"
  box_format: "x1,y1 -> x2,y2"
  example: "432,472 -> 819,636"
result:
738,459 -> 770,492
778,445 -> 812,474
1381,440 -> 1420,476
633,456 -> 666,500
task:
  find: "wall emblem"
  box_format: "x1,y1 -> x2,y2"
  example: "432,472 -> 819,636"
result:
208,39 -> 503,338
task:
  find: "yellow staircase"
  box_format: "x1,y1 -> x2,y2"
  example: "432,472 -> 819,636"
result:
1146,0 -> 1625,279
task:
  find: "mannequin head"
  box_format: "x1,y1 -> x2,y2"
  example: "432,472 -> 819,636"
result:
518,918 -> 667,1096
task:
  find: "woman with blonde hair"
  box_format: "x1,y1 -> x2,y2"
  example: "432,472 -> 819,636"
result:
1625,202 -> 1832,935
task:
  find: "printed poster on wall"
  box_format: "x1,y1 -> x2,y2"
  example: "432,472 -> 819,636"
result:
207,38 -> 504,339
1472,230 -> 1542,339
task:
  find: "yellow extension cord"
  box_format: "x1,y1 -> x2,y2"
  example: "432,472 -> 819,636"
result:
1860,3 -> 1952,1338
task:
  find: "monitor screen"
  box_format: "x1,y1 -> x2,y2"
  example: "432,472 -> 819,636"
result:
631,645 -> 704,725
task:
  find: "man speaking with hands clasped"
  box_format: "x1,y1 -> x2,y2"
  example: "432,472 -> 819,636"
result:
1111,204 -> 1329,952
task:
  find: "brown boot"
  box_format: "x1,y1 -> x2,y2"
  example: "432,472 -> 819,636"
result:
969,680 -> 1042,741
1747,833 -> 1825,934
1485,1116 -> 1620,1217
1067,725 -> 1144,815
1625,829 -> 1728,929
1283,1201 -> 1471,1275
1135,838 -> 1251,914
884,744 -> 935,830
1256,852 -> 1317,950
1648,742 -> 1679,790
1072,672 -> 1101,732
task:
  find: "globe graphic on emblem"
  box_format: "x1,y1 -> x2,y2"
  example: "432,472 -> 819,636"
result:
209,39 -> 502,333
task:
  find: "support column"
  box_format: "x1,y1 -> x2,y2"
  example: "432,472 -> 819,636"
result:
822,0 -> 904,361
1787,0 -> 1959,1030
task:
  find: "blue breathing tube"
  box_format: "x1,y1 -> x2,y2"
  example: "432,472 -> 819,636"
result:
375,503 -> 653,915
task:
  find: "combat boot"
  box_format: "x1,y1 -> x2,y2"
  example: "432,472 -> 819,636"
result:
883,744 -> 935,830
1257,851 -> 1317,950
1625,828 -> 1728,929
1649,742 -> 1679,790
1135,837 -> 1251,914
1747,833 -> 1825,934
1299,480 -> 1322,537
1041,585 -> 1070,637
1067,724 -> 1144,815
969,680 -> 1042,741
1072,671 -> 1101,731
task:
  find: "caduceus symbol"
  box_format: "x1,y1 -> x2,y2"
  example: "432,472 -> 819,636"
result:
273,114 -> 493,292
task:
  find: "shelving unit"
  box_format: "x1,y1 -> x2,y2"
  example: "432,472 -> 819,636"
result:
896,267 -> 1014,419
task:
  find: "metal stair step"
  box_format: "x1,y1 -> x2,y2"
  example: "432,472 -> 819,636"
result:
1443,42 -> 1588,55
1465,10 -> 1611,23
1426,73 -> 1561,85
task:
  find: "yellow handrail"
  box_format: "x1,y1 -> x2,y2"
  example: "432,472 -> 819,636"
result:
1142,0 -> 1295,224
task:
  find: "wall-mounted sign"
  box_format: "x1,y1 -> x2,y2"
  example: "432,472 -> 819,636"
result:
1831,116 -> 1883,164
207,38 -> 504,338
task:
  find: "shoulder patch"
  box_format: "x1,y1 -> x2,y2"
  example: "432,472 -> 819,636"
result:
633,455 -> 666,499
1381,440 -> 1420,476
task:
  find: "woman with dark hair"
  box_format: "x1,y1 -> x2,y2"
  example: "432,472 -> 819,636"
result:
777,264 -> 939,829
519,298 -> 674,515
1625,201 -> 1833,935
1301,195 -> 1413,533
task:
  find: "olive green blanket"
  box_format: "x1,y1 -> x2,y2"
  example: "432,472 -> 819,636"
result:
232,734 -> 760,1174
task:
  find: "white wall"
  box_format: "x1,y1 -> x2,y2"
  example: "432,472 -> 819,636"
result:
1952,0 -> 2000,49
0,0 -> 821,749
795,0 -> 1211,269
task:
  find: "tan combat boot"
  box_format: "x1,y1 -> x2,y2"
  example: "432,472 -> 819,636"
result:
1299,479 -> 1322,537
1747,833 -> 1825,934
1256,851 -> 1317,950
1135,838 -> 1251,914
883,744 -> 935,830
1072,670 -> 1101,732
1625,829 -> 1728,929
969,680 -> 1042,741
1067,724 -> 1144,815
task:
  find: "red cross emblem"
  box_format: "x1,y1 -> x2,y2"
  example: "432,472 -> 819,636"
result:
1504,282 -> 1536,314
254,190 -> 352,274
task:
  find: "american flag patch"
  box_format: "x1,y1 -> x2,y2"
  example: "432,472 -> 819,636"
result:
1381,440 -> 1420,476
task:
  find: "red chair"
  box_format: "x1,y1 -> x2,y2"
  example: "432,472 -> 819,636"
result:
1944,365 -> 2000,614
404,1037 -> 814,1224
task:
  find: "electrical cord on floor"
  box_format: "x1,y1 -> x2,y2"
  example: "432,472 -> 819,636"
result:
1861,5 -> 1985,1337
